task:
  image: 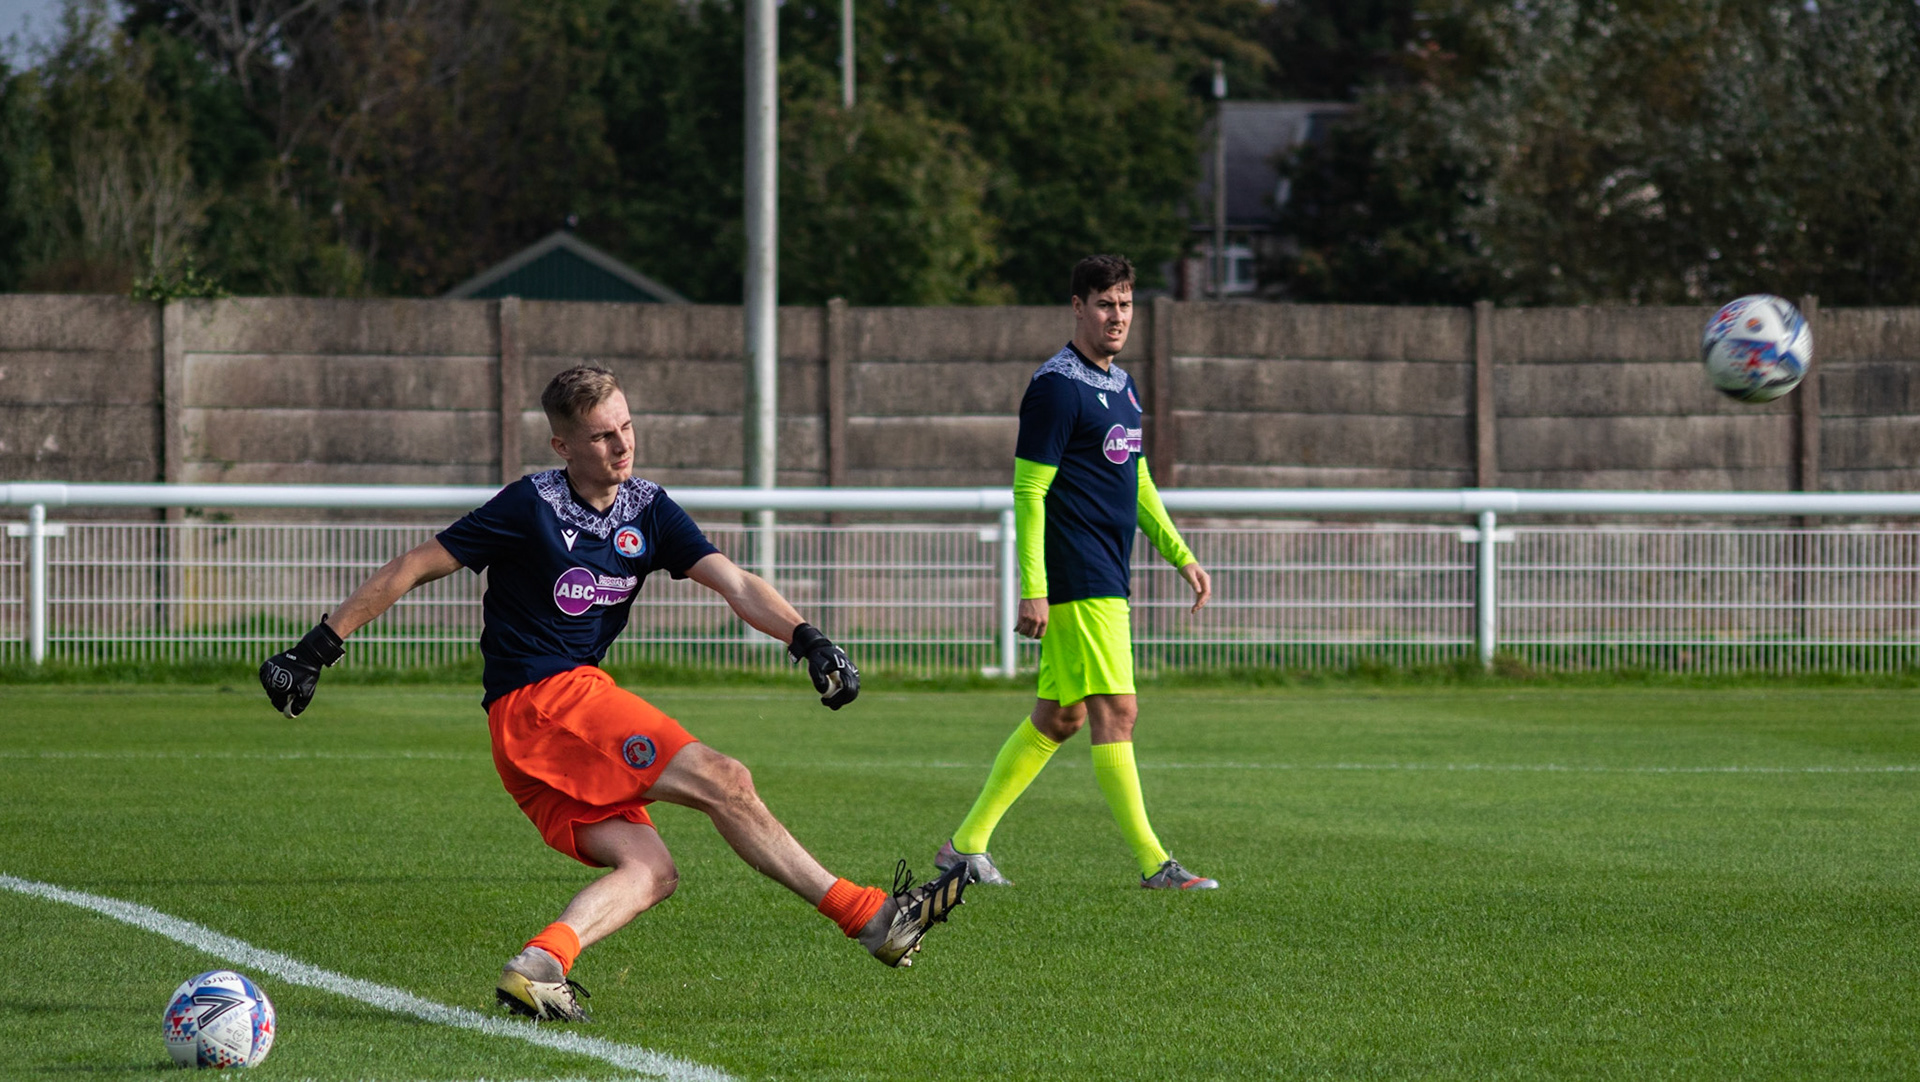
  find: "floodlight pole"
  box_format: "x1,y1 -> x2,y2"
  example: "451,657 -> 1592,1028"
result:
841,0 -> 855,109
745,0 -> 778,582
1211,59 -> 1227,299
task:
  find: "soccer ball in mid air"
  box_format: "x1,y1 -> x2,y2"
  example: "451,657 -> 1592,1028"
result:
1701,294 -> 1811,402
162,970 -> 276,1069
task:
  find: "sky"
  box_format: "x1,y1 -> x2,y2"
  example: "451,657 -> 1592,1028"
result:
1,0 -> 63,62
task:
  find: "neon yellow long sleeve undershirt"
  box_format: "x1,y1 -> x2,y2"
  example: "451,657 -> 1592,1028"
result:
1137,457 -> 1197,570
1013,458 -> 1057,600
1013,456 -> 1197,601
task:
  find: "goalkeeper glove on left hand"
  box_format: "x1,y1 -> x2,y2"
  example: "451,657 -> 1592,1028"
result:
260,617 -> 345,718
788,622 -> 859,710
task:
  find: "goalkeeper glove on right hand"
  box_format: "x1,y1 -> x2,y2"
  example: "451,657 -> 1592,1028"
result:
788,622 -> 859,710
260,617 -> 345,718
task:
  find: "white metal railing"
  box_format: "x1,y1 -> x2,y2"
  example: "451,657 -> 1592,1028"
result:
6,483 -> 1920,673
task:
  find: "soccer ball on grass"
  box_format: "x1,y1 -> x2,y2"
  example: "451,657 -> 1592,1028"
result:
1701,293 -> 1811,403
162,969 -> 276,1068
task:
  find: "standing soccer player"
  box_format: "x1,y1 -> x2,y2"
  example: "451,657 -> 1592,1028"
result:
934,254 -> 1218,891
259,366 -> 970,1022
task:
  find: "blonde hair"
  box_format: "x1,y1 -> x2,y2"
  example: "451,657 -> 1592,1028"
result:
541,365 -> 621,430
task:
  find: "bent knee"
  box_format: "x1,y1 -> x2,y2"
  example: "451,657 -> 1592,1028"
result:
682,747 -> 758,806
650,863 -> 680,902
1033,704 -> 1088,742
712,753 -> 757,796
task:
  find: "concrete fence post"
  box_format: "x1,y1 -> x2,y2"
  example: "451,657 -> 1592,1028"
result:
1151,295 -> 1176,483
1474,300 -> 1497,488
825,298 -> 850,489
160,301 -> 187,489
1795,294 -> 1821,496
497,296 -> 523,485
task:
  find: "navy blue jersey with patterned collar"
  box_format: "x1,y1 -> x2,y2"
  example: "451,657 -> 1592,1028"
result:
436,469 -> 719,705
1013,342 -> 1145,603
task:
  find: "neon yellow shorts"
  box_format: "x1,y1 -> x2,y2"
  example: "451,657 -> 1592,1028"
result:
1036,597 -> 1134,706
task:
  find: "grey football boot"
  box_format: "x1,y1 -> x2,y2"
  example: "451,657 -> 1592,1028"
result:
935,839 -> 1013,887
858,859 -> 973,967
495,946 -> 592,1022
1141,858 -> 1219,891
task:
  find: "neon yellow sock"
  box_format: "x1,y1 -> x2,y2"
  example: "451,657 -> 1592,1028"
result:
1091,741 -> 1169,877
952,718 -> 1060,853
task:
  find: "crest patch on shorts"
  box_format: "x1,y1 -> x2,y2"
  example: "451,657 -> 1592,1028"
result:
621,734 -> 658,769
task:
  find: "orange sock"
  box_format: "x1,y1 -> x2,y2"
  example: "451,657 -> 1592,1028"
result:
816,878 -> 887,938
523,921 -> 582,974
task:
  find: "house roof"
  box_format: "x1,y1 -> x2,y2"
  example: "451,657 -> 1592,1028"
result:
444,231 -> 689,303
1194,101 -> 1354,231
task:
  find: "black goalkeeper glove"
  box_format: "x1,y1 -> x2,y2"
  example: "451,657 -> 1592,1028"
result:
259,617 -> 345,719
788,622 -> 859,710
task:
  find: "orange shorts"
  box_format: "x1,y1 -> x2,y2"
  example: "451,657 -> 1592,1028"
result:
487,666 -> 698,867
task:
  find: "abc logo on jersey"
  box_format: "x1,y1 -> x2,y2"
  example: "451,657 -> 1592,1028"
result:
1103,424 -> 1141,464
614,526 -> 646,557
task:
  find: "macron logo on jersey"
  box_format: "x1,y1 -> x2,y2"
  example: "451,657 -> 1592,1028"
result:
1103,424 -> 1143,464
553,567 -> 639,616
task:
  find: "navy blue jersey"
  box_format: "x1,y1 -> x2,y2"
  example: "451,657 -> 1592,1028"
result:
1013,343 -> 1144,604
437,469 -> 719,705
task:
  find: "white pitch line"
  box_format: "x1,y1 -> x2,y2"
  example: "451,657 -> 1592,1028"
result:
0,875 -> 733,1082
0,749 -> 484,761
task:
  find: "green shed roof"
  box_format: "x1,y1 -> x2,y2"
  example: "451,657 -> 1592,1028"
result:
444,231 -> 688,303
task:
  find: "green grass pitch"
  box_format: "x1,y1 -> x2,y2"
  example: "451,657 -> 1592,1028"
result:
2,681 -> 1917,1080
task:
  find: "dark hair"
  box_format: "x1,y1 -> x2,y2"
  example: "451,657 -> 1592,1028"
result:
1070,254 -> 1135,302
541,365 -> 622,429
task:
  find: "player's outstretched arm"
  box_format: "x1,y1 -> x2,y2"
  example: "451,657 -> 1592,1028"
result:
685,552 -> 859,709
327,539 -> 464,638
1137,457 -> 1211,615
259,539 -> 463,718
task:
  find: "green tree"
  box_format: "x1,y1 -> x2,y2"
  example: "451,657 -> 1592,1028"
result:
589,0 -> 745,303
832,0 -> 1203,301
779,86 -> 1008,305
7,0 -> 1228,301
1272,91 -> 1494,304
596,0 -> 1206,305
0,1 -> 213,292
1274,0 -> 1920,306
1260,0 -> 1426,100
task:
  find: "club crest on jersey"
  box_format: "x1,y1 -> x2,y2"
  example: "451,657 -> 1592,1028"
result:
622,734 -> 658,769
1128,387 -> 1140,410
614,525 -> 646,557
1103,424 -> 1142,464
553,567 -> 639,616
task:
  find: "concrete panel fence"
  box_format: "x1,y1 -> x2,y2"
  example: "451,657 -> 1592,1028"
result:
4,295 -> 1918,509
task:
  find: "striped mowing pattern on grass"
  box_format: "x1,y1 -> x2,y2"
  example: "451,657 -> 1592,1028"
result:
3,748 -> 1916,774
0,874 -> 734,1082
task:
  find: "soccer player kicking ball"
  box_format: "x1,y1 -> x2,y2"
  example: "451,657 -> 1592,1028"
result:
935,254 -> 1219,892
260,365 -> 971,1022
